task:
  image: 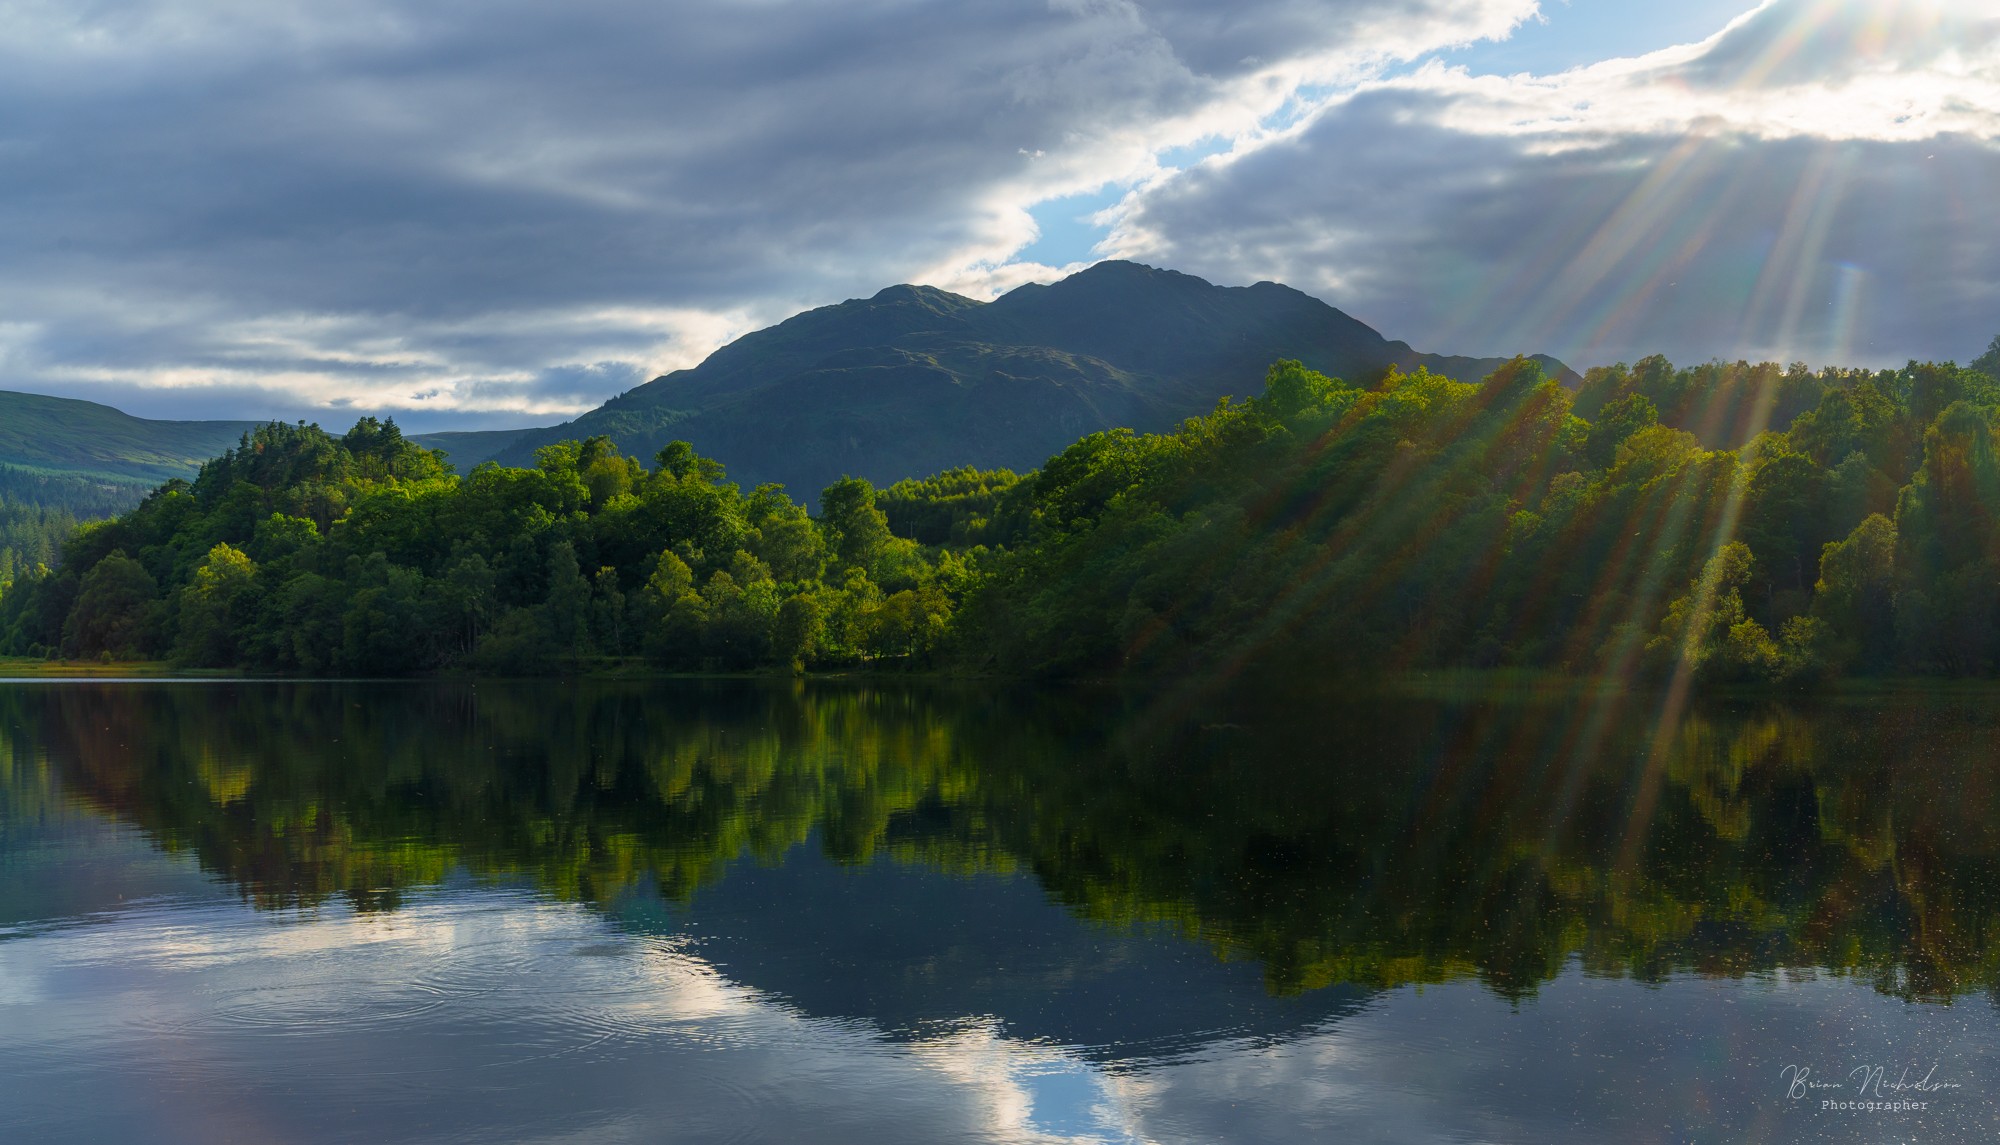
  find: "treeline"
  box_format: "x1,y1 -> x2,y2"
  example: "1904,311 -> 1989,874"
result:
959,339 -> 2000,683
0,462 -> 153,518
0,496 -> 83,594
6,337 -> 2000,683
0,419 -> 975,672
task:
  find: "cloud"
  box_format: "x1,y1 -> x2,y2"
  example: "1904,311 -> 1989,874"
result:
0,0 -> 1531,426
1108,0 -> 2000,371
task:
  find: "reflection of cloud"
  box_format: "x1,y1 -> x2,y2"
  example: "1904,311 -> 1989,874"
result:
8,879 -> 1999,1142
1114,0 -> 2000,369
909,1020 -> 1156,1144
1,887 -> 1143,1143
0,0 -> 1533,425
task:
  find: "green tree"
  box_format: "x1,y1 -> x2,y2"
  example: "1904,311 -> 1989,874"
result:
1647,542 -> 1778,682
543,542 -> 593,662
773,593 -> 824,669
340,553 -> 431,675
745,484 -> 826,581
1261,359 -> 1344,422
175,543 -> 259,667
60,550 -> 160,659
578,436 -> 639,510
440,553 -> 497,657
1740,444 -> 1829,607
592,566 -> 627,654
1582,393 -> 1659,470
655,440 -> 728,485
1812,514 -> 1897,673
819,477 -> 892,573
640,550 -> 704,666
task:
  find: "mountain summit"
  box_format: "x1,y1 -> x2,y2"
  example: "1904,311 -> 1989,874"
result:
484,261 -> 1572,493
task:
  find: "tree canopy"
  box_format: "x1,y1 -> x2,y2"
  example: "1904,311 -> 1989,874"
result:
9,342 -> 2000,685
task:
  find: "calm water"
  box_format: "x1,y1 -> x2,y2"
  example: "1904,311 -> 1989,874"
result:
3,679 -> 1999,1143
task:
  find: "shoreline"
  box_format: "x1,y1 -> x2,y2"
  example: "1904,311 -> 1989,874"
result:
10,658 -> 2000,701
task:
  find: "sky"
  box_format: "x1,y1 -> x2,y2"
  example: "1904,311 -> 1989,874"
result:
1,0 -> 1996,430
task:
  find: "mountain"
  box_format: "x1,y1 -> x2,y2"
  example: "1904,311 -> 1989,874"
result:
490,261 -> 1574,495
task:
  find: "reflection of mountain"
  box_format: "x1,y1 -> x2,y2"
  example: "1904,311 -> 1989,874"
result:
617,851 -> 1371,1059
4,679 -> 1999,1016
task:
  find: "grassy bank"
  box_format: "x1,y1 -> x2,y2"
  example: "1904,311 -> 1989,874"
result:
0,658 -> 234,678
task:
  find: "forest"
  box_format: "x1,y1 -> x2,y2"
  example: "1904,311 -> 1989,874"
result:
4,336 -> 2000,685
0,462 -> 156,595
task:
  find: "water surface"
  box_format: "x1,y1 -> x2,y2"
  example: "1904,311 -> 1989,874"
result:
3,679 -> 1997,1142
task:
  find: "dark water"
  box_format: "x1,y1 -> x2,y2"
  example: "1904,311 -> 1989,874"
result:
3,678 -> 1999,1143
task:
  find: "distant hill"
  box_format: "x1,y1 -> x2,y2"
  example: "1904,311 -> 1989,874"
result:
0,390 -> 261,486
0,390 -> 270,524
490,261 -> 1574,495
407,428 -> 534,474
0,389 -> 533,511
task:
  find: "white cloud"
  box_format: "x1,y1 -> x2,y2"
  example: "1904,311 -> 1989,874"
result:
1109,0 -> 2000,370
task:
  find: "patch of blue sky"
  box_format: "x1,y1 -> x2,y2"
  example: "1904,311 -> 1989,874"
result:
1264,83 -> 1340,133
1156,135 -> 1234,171
1438,0 -> 1763,77
1015,184 -> 1129,268
1012,3 -> 1768,272
1018,1060 -> 1139,1143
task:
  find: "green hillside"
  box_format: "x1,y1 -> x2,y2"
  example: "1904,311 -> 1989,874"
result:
0,390 -> 260,487
406,428 -> 534,474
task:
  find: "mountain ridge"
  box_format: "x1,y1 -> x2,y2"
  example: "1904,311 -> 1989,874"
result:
484,261 -> 1574,493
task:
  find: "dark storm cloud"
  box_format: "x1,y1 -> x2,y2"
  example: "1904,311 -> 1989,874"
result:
0,0 -> 1525,422
1111,0 -> 2000,371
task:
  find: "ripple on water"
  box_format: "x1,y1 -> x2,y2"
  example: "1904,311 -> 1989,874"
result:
205,977 -> 462,1033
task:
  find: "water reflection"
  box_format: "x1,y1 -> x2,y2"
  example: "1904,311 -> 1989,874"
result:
11,680 -> 2000,1142
6,679 -> 2000,1007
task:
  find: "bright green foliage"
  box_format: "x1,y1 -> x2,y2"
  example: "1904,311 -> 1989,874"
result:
1581,393 -> 1658,469
0,421 -> 972,674
819,477 -> 893,573
966,357 -> 1585,674
1646,543 -> 1778,682
176,542 -> 259,666
960,352 -> 2000,683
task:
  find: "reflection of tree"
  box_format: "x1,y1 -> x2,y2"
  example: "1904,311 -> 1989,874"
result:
6,681 -> 2000,1003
